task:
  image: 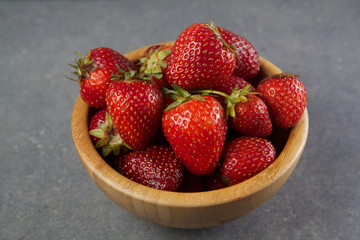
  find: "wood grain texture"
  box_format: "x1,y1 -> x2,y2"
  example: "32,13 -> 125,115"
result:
71,42 -> 309,229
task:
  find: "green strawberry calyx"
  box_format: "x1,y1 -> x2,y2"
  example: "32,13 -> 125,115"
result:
89,111 -> 131,157
110,66 -> 138,81
190,84 -> 258,118
110,65 -> 160,83
66,50 -> 98,83
162,84 -> 205,111
138,46 -> 172,80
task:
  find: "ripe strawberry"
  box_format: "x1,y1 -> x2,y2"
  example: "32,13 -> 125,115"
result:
191,84 -> 272,137
257,73 -> 307,129
88,108 -> 130,157
220,137 -> 276,185
67,47 -> 136,108
228,93 -> 273,138
213,75 -> 255,107
89,108 -> 108,144
215,75 -> 255,94
113,145 -> 184,191
162,85 -> 228,175
106,78 -> 164,151
165,21 -> 236,90
139,44 -> 173,88
218,27 -> 260,80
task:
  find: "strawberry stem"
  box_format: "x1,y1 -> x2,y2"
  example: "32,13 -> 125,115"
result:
161,87 -> 181,101
172,84 -> 191,98
191,85 -> 259,118
66,50 -> 96,83
190,89 -> 231,99
162,84 -> 207,111
207,19 -> 241,62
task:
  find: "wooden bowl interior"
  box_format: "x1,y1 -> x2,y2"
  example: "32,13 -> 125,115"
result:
71,41 -> 309,228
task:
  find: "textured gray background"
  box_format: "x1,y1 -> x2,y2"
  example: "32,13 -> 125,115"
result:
1,0 -> 359,239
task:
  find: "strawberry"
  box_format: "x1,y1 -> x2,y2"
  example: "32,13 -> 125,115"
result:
67,47 -> 136,108
218,27 -> 260,80
215,75 -> 255,94
220,137 -> 276,185
162,85 -> 228,175
256,73 -> 307,129
113,145 -> 184,191
165,21 -> 236,90
88,108 -> 130,157
138,44 -> 175,109
191,84 -> 272,138
89,108 -> 109,144
139,44 -> 173,88
228,94 -> 272,137
106,77 -> 164,151
213,75 -> 255,108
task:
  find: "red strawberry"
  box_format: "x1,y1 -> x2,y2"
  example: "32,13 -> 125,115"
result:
213,75 -> 255,107
106,79 -> 164,151
88,108 -> 130,157
165,21 -> 236,90
139,44 -> 173,88
220,137 -> 276,185
215,75 -> 255,94
257,73 -> 307,129
218,27 -> 260,80
228,93 -> 273,138
113,145 -> 184,191
191,84 -> 272,137
162,85 -> 228,175
67,47 -> 136,108
89,108 -> 108,144
229,95 -> 272,137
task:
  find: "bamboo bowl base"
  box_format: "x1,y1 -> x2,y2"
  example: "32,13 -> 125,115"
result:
71,42 -> 309,229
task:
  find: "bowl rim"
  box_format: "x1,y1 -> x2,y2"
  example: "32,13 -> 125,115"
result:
71,41 -> 309,209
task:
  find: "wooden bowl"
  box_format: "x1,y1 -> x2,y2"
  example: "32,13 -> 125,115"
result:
71,42 -> 309,229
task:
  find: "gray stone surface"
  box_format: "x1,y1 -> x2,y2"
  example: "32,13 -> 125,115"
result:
1,0 -> 359,239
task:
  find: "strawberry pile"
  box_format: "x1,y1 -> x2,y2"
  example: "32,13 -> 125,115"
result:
68,20 -> 307,192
